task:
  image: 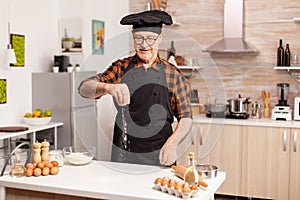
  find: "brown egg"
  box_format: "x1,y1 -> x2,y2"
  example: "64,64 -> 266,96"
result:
174,181 -> 183,191
168,179 -> 176,188
25,163 -> 35,170
50,166 -> 59,175
42,167 -> 50,176
182,183 -> 191,193
190,184 -> 199,191
160,177 -> 169,186
51,160 -> 59,167
44,162 -> 53,168
154,177 -> 162,184
33,168 -> 42,177
25,168 -> 33,177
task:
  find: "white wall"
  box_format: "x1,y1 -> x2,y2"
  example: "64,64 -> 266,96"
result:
0,0 -> 60,125
0,0 -> 129,125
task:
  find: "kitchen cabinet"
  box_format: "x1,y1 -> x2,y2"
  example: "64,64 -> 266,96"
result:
288,128 -> 300,200
177,123 -> 242,196
242,126 -> 300,200
198,124 -> 243,196
241,126 -> 289,199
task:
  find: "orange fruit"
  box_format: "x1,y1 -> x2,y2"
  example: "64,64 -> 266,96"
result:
33,111 -> 41,117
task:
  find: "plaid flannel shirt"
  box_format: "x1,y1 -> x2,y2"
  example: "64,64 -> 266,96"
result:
82,54 -> 192,120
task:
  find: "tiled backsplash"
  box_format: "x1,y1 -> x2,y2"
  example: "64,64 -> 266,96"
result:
129,0 -> 300,110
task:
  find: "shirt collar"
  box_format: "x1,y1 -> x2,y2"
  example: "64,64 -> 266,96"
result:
133,54 -> 161,71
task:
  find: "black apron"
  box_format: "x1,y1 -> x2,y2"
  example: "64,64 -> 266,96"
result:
111,61 -> 174,166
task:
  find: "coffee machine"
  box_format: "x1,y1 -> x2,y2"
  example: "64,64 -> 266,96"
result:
54,55 -> 69,72
271,83 -> 292,121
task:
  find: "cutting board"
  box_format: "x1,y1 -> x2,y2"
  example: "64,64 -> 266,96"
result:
0,126 -> 29,132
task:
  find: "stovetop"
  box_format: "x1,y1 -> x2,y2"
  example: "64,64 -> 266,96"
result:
206,112 -> 249,119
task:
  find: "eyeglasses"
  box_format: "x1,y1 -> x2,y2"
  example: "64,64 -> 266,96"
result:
133,35 -> 160,46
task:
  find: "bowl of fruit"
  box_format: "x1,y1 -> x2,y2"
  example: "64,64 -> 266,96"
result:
23,109 -> 52,125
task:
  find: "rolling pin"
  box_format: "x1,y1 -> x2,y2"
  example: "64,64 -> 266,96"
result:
171,165 -> 208,188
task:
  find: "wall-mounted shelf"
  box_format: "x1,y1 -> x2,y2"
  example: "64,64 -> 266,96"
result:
177,66 -> 203,78
274,66 -> 300,71
293,18 -> 300,23
177,66 -> 204,70
274,66 -> 300,82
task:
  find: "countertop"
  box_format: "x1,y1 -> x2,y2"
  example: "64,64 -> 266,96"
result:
0,161 -> 226,200
0,122 -> 63,140
193,114 -> 300,128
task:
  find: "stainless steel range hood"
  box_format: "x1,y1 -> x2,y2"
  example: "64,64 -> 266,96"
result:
204,0 -> 259,53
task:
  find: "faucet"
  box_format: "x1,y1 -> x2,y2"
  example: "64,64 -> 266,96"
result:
0,141 -> 30,176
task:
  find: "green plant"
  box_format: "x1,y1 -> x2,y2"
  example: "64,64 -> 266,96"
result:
62,28 -> 73,42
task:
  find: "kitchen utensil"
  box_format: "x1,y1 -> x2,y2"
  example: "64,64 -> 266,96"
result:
251,101 -> 261,119
62,146 -> 95,165
262,90 -> 270,118
204,103 -> 228,113
0,126 -> 28,132
196,164 -> 218,179
228,95 -> 251,114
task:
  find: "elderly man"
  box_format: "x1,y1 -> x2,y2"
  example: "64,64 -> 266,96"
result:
78,10 -> 192,166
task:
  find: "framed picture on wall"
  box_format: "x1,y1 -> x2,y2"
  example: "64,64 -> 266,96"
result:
59,19 -> 82,53
0,79 -> 7,104
92,19 -> 105,55
10,34 -> 25,67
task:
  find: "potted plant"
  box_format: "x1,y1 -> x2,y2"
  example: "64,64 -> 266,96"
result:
75,64 -> 80,72
62,28 -> 74,51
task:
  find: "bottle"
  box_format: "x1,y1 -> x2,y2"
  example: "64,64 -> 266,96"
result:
167,41 -> 176,60
10,149 -> 26,178
277,39 -> 284,66
284,44 -> 291,66
183,152 -> 199,185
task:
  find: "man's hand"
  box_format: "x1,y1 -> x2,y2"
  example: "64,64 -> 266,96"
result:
112,83 -> 130,106
159,142 -> 177,166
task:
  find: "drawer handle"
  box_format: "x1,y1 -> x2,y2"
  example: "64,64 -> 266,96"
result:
199,126 -> 203,146
293,131 -> 298,152
283,130 -> 287,152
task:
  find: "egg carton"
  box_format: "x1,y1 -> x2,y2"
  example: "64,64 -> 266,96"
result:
154,183 -> 199,199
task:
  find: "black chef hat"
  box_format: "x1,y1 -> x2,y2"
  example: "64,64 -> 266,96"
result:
120,10 -> 173,34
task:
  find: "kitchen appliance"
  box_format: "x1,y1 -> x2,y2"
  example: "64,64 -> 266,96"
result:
204,0 -> 258,53
293,97 -> 300,120
271,83 -> 292,121
54,55 -> 69,72
32,71 -> 100,159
